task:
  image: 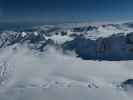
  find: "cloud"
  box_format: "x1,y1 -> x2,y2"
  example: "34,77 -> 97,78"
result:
0,46 -> 132,100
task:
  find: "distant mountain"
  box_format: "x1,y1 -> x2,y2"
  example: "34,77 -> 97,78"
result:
1,22 -> 133,60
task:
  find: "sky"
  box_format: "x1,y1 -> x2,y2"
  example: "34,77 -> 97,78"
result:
1,0 -> 133,23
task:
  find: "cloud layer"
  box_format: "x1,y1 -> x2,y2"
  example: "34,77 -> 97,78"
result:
0,46 -> 131,100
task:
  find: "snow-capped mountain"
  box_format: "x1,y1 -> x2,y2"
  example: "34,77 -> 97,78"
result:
1,22 -> 133,60
0,22 -> 133,100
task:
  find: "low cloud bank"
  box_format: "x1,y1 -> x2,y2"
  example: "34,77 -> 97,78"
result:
0,46 -> 132,100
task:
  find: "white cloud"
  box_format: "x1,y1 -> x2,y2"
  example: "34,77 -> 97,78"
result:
0,46 -> 132,100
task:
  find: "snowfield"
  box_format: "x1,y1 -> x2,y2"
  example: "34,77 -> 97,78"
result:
0,22 -> 133,100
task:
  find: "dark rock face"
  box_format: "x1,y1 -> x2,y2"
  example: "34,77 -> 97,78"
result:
63,32 -> 133,60
123,22 -> 133,28
87,26 -> 97,31
121,79 -> 133,90
72,27 -> 85,32
122,79 -> 133,86
126,33 -> 133,44
61,31 -> 67,36
71,26 -> 97,32
63,36 -> 97,59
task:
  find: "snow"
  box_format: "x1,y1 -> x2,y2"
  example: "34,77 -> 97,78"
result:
45,34 -> 73,44
97,26 -> 121,37
21,32 -> 27,37
33,32 -> 38,36
1,22 -> 133,100
62,23 -> 133,39
96,25 -> 133,38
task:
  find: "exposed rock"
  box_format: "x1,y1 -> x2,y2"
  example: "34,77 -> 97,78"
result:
120,79 -> 133,91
